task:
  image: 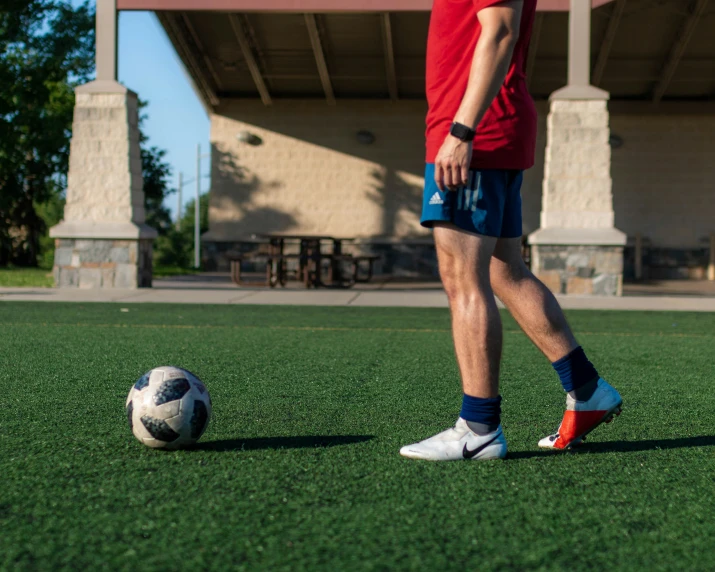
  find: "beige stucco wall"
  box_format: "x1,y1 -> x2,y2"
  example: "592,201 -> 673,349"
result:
521,108 -> 546,236
207,100 -> 428,241
207,99 -> 713,249
610,114 -> 715,248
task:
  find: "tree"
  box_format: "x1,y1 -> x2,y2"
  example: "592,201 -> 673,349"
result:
139,100 -> 175,236
182,193 -> 210,237
0,0 -> 94,266
0,1 -> 176,267
155,193 -> 209,268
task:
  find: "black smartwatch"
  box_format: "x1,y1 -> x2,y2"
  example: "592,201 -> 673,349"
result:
449,122 -> 476,142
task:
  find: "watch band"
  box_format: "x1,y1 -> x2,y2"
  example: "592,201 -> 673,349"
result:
450,122 -> 476,142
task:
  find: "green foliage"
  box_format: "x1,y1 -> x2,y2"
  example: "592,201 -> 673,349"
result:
0,1 -> 176,270
182,191 -> 210,235
138,100 -> 174,236
0,0 -> 94,266
152,265 -> 201,278
34,193 -> 65,269
154,193 -> 209,268
0,267 -> 53,287
154,228 -> 191,268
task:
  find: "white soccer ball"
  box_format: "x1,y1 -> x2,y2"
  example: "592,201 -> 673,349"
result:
126,366 -> 212,449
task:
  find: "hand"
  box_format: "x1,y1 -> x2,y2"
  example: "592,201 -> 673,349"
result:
434,136 -> 473,192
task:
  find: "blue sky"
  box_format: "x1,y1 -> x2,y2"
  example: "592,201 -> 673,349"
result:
71,1 -> 210,219
118,11 -> 210,219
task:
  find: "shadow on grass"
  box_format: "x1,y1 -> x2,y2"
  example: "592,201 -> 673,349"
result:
192,434 -> 375,452
508,435 -> 715,460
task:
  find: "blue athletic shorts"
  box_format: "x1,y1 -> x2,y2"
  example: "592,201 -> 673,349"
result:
420,163 -> 524,238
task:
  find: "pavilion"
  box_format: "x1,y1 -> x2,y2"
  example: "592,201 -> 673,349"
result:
51,0 -> 715,294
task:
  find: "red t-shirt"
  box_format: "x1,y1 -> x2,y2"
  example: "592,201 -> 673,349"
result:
425,0 -> 538,170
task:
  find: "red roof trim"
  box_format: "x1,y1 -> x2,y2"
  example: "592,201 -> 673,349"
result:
117,0 -> 614,12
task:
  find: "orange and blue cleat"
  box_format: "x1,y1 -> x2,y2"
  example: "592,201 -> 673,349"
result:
539,378 -> 622,450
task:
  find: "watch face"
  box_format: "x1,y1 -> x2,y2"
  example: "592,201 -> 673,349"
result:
450,123 -> 473,141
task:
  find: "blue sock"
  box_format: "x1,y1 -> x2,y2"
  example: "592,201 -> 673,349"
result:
460,394 -> 501,435
552,347 -> 599,400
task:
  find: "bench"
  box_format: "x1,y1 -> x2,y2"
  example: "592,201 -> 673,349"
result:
230,246 -> 380,289
231,252 -> 310,288
229,254 -> 279,288
330,254 -> 380,285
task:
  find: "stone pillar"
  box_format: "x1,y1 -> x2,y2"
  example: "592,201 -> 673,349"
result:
528,0 -> 626,296
49,0 -> 156,289
50,83 -> 156,288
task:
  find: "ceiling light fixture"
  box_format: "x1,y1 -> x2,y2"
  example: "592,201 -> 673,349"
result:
356,130 -> 375,145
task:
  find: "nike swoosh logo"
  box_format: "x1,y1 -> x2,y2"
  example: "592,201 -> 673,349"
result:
462,432 -> 501,459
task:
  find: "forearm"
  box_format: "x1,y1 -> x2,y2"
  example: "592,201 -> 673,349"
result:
453,31 -> 518,130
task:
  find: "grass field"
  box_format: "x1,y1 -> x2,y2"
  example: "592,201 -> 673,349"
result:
1,302 -> 714,570
0,268 -> 54,288
0,265 -> 200,287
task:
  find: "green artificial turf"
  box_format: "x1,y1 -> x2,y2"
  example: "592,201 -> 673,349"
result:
0,268 -> 53,288
1,303 -> 714,570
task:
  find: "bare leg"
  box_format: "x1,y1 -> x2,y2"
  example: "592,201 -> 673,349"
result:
434,223 -> 501,398
488,238 -> 623,450
490,237 -> 578,362
398,225 -> 512,460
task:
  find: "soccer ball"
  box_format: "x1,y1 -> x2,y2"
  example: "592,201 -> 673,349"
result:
126,366 -> 211,449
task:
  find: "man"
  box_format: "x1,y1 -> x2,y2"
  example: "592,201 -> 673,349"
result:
400,0 -> 622,461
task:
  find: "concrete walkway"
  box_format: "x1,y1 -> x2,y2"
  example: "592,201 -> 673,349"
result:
2,274 -> 715,311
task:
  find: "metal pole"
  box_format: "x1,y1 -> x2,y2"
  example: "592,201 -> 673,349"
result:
195,144 -> 201,269
177,172 -> 183,230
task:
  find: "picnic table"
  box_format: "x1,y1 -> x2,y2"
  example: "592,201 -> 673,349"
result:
229,234 -> 379,288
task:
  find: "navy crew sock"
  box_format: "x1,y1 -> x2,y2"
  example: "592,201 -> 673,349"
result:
552,346 -> 600,401
460,394 -> 501,436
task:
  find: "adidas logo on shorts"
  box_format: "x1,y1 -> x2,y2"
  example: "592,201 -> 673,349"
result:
429,192 -> 444,205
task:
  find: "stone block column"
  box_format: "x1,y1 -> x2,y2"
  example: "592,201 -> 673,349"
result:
50,82 -> 156,288
49,0 -> 156,288
529,98 -> 626,296
528,0 -> 626,296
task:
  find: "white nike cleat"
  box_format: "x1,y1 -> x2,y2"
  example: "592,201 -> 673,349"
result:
400,418 -> 507,461
538,378 -> 622,450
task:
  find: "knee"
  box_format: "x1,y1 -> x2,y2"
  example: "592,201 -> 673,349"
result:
438,252 -> 490,306
441,269 -> 485,308
440,264 -> 462,301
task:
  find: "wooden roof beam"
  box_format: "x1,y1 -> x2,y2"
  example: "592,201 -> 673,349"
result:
304,14 -> 336,105
118,0 -> 616,12
228,14 -> 272,106
181,13 -> 223,92
652,0 -> 709,103
592,0 -> 626,86
157,12 -> 220,108
381,13 -> 399,101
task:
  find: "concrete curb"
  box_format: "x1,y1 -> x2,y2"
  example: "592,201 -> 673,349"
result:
2,287 -> 715,311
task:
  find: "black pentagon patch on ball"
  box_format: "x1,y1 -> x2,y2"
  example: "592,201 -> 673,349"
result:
141,416 -> 180,442
190,400 -> 209,439
134,373 -> 150,391
153,377 -> 190,406
127,401 -> 134,430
